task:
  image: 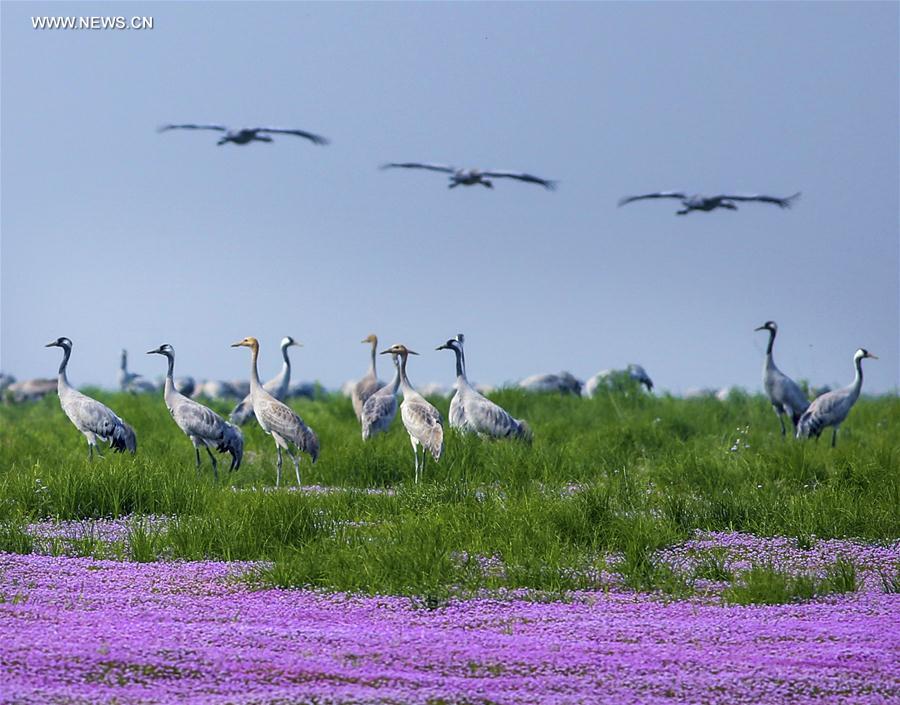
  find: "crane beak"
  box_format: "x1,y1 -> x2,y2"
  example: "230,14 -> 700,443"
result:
44,341 -> 57,348
407,349 -> 419,356
379,349 -> 392,355
868,353 -> 879,359
754,325 -> 767,331
230,341 -> 244,348
436,344 -> 447,351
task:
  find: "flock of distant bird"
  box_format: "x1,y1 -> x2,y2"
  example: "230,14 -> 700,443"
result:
31,325 -> 876,487
156,122 -> 801,209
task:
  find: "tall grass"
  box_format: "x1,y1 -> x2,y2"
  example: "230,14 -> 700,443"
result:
1,389 -> 897,596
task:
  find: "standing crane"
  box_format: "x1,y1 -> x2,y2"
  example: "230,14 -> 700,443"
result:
352,334 -> 384,422
796,348 -> 877,447
147,344 -> 243,479
380,344 -> 443,482
45,337 -> 136,459
118,349 -> 156,393
436,334 -> 531,440
755,321 -> 810,435
230,336 -> 300,425
231,337 -> 318,486
360,353 -> 400,440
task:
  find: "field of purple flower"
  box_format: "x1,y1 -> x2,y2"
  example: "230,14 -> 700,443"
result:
1,551 -> 898,705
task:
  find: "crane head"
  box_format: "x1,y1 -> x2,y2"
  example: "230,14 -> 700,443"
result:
361,334 -> 378,346
147,344 -> 174,356
380,343 -> 417,357
231,337 -> 259,351
855,348 -> 878,361
45,337 -> 72,349
754,321 -> 777,332
281,336 -> 301,349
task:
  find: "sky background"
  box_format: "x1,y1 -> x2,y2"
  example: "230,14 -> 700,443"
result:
2,1 -> 898,394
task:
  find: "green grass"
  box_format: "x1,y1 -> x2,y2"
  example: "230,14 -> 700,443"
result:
1,388 -> 898,599
723,559 -> 859,605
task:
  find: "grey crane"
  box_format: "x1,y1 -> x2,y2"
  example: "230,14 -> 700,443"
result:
755,321 -> 810,435
796,348 -> 877,447
147,344 -> 242,479
157,124 -> 329,147
118,349 -> 157,393
352,334 -> 384,422
380,163 -> 556,190
519,371 -> 583,395
230,336 -> 300,426
45,337 -> 136,459
618,191 -> 800,215
380,344 -> 443,483
360,353 -> 400,440
231,337 -> 319,486
437,334 -> 531,440
583,364 -> 654,397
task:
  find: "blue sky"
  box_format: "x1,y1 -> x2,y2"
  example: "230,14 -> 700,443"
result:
2,1 -> 897,393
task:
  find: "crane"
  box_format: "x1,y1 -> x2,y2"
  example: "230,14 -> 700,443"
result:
437,334 -> 531,440
380,163 -> 556,190
45,337 -> 136,459
360,353 -> 400,440
157,124 -> 329,147
230,336 -> 300,425
231,337 -> 319,486
147,344 -> 242,479
796,348 -> 877,447
755,321 -> 810,435
618,191 -> 800,215
380,343 -> 443,482
118,349 -> 156,393
352,334 -> 384,422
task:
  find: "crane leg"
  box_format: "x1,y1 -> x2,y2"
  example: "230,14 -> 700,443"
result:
195,447 -> 202,470
412,442 -> 419,484
831,428 -> 838,448
284,446 -> 301,486
779,414 -> 786,437
88,444 -> 93,462
275,446 -> 283,487
205,446 -> 219,481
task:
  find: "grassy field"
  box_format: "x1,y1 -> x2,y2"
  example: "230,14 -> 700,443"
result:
1,387 -> 897,600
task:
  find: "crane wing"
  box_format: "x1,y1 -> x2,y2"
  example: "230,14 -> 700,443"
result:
481,170 -> 557,190
255,128 -> 329,145
716,192 -> 801,208
157,124 -> 227,133
173,398 -> 228,441
617,192 -> 687,207
380,162 -> 456,174
401,398 -> 444,458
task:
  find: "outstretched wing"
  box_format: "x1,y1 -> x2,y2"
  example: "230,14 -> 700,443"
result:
255,128 -> 329,145
380,162 -> 456,174
618,192 -> 687,207
716,192 -> 801,208
157,124 -> 227,133
481,170 -> 556,190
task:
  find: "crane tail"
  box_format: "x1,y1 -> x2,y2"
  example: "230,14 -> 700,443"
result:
110,421 -> 137,454
217,423 -> 244,471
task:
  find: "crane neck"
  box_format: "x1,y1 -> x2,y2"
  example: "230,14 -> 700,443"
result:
388,358 -> 401,393
451,345 -> 467,382
850,355 -> 865,396
369,340 -> 378,377
57,345 -> 72,385
120,351 -> 127,372
398,352 -> 413,393
765,328 -> 776,357
280,344 -> 292,379
161,352 -> 177,398
248,344 -> 262,390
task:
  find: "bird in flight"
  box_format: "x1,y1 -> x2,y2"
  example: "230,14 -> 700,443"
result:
618,191 -> 800,215
157,124 -> 329,147
380,163 -> 556,190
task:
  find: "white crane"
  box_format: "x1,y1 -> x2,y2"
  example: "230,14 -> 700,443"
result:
380,344 -> 443,482
147,344 -> 243,479
755,321 -> 810,435
380,163 -> 556,190
157,124 -> 329,147
231,337 -> 319,486
230,336 -> 300,425
360,353 -> 400,440
796,348 -> 877,447
45,337 -> 136,459
618,191 -> 800,215
437,334 -> 531,440
352,334 -> 384,422
118,349 -> 156,393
